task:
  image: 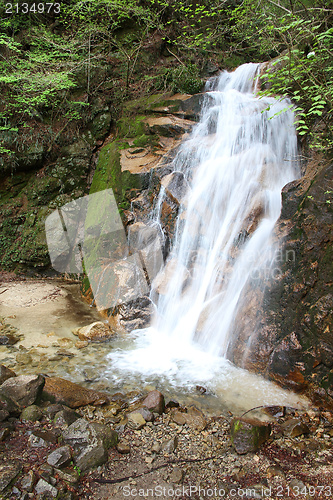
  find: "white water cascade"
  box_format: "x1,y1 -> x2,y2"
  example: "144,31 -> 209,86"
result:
105,63 -> 305,413
153,62 -> 299,356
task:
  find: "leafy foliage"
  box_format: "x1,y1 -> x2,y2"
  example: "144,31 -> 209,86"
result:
0,0 -> 332,164
228,0 -> 333,153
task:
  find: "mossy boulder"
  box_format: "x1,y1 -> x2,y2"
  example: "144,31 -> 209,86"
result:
230,417 -> 271,454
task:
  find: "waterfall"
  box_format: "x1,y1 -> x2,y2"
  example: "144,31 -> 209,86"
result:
105,63 -> 303,411
152,62 -> 299,356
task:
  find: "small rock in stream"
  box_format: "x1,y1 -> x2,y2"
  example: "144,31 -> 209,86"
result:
142,390 -> 165,414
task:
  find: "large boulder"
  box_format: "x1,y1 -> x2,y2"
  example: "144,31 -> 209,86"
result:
42,376 -> 109,408
0,374 -> 44,409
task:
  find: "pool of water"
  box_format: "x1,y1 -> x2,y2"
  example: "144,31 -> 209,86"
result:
0,280 -> 309,417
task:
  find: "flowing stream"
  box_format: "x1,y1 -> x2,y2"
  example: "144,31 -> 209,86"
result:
104,63 -> 305,413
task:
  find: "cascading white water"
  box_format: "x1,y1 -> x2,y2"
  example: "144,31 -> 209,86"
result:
105,63 -> 304,413
153,62 -> 299,356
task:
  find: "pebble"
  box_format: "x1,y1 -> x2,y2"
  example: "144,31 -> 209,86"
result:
161,436 -> 178,453
117,441 -> 131,454
169,466 -> 184,483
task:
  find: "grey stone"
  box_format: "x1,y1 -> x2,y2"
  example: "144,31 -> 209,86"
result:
44,404 -> 64,419
34,478 -> 58,498
47,445 -> 72,468
0,460 -> 22,492
54,408 -> 80,428
62,418 -> 95,450
20,471 -> 36,492
21,405 -> 43,422
28,433 -> 48,448
161,436 -> 178,454
29,429 -> 59,448
0,393 -> 20,417
40,463 -> 54,474
75,442 -> 108,472
90,422 -> 118,449
136,406 -> 154,422
55,467 -> 79,484
0,374 -> 44,409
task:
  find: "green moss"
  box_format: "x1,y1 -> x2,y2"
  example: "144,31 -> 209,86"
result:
117,115 -> 147,139
133,134 -> 150,148
90,141 -> 122,202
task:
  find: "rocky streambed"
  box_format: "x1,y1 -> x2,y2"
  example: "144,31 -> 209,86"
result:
1,365 -> 333,500
1,279 -> 333,499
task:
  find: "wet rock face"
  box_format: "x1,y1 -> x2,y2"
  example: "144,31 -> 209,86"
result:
230,159 -> 333,406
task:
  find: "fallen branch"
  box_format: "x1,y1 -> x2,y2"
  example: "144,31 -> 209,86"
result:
94,455 -> 222,485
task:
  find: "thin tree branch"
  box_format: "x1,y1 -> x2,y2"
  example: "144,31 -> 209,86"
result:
94,455 -> 224,485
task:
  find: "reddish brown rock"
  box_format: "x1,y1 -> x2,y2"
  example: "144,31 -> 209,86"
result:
142,390 -> 165,414
42,376 -> 109,408
229,160 -> 333,406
